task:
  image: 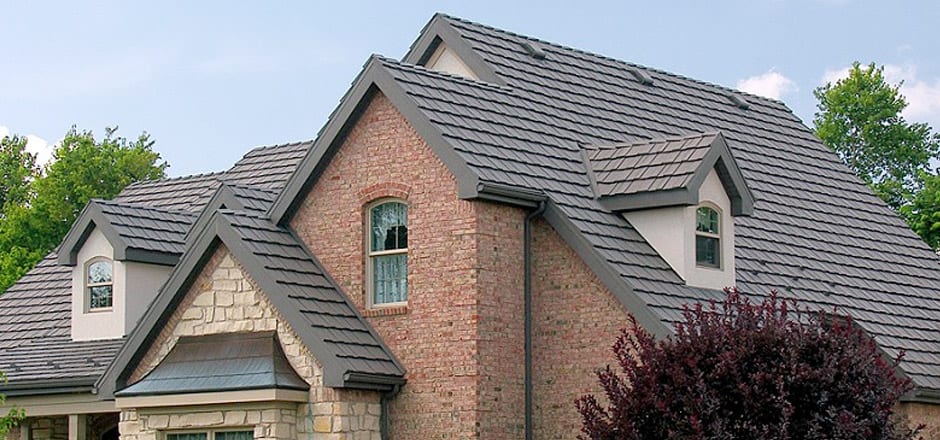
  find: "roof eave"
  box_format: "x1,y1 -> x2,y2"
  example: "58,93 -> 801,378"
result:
901,386 -> 940,405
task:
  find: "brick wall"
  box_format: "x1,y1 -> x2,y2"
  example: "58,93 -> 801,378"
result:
899,402 -> 940,440
290,92 -> 527,439
530,219 -> 633,439
126,247 -> 381,440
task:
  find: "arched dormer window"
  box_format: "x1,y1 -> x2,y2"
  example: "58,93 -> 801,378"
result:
86,258 -> 114,311
367,200 -> 408,306
696,205 -> 721,268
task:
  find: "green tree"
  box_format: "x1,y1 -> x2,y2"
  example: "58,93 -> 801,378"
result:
0,127 -> 168,293
0,371 -> 25,437
0,135 -> 38,217
900,171 -> 940,250
813,62 -> 940,210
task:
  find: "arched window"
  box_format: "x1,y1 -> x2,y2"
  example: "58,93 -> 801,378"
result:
367,201 -> 408,306
695,206 -> 721,268
86,258 -> 114,310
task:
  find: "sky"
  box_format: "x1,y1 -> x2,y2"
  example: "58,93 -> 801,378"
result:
1,1 -> 938,177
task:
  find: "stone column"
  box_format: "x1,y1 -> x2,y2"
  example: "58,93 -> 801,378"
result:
67,415 -> 85,440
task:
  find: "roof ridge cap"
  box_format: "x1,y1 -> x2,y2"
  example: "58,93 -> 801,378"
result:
591,131 -> 721,150
239,139 -> 314,155
93,199 -> 198,216
124,171 -> 225,189
438,14 -> 790,108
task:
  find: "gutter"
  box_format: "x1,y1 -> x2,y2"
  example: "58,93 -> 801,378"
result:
380,384 -> 402,440
524,201 -> 546,440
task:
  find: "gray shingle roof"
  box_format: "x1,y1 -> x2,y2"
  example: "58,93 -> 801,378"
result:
218,211 -> 404,384
0,141 -> 313,394
99,209 -> 405,396
116,332 -> 308,397
114,172 -> 224,212
113,141 -> 310,212
0,255 -> 70,351
588,132 -> 719,197
386,14 -> 940,392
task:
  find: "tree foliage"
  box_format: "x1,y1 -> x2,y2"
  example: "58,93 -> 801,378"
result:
576,289 -> 919,440
0,135 -> 38,217
0,127 -> 167,293
813,62 -> 940,211
0,371 -> 24,437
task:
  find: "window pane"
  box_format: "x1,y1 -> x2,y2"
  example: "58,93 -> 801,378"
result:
696,207 -> 719,234
88,260 -> 112,283
89,285 -> 113,309
696,235 -> 720,267
373,253 -> 407,304
215,431 -> 253,440
371,202 -> 408,252
167,434 -> 208,440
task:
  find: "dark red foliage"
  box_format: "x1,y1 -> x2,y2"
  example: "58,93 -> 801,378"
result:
576,288 -> 921,440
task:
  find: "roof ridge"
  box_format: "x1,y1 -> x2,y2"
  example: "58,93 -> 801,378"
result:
591,131 -> 720,150
124,171 -> 225,189
379,55 -> 512,92
437,14 -> 790,108
240,139 -> 314,156
92,199 -> 199,217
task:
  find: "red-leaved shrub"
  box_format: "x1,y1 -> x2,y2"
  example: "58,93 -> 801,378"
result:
576,288 -> 921,440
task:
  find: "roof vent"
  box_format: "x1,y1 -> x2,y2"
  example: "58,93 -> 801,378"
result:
627,67 -> 654,86
728,93 -> 751,110
521,41 -> 547,60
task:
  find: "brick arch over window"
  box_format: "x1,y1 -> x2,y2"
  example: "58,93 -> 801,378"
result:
358,182 -> 412,206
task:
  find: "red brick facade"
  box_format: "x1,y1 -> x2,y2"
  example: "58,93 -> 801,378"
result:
285,90 -> 936,439
290,92 -> 527,438
531,219 -> 632,439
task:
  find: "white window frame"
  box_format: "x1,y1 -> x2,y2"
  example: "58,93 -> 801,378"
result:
85,257 -> 114,312
164,429 -> 254,440
695,204 -> 722,269
366,199 -> 409,309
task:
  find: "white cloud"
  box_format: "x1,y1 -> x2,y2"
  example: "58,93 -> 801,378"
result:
819,64 -> 940,127
25,134 -> 55,167
0,125 -> 56,167
736,70 -> 798,100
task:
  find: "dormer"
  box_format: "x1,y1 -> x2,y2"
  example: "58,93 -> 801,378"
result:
58,200 -> 195,341
584,132 -> 754,290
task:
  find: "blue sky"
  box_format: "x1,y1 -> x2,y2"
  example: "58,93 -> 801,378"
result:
1,1 -> 938,177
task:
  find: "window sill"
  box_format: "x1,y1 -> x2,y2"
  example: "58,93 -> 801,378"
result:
363,305 -> 408,317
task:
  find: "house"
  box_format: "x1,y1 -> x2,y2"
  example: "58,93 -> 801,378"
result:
2,13 -> 940,440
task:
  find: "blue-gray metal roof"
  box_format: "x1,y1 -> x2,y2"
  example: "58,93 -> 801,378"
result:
385,14 -> 940,391
0,141 -> 311,394
116,332 -> 308,397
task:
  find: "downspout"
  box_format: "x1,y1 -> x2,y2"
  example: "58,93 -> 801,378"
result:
381,384 -> 402,440
525,201 -> 546,440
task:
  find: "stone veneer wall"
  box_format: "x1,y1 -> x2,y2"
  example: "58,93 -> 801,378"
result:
290,92 -> 527,438
123,247 -> 381,440
5,416 -> 67,440
530,219 -> 634,439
